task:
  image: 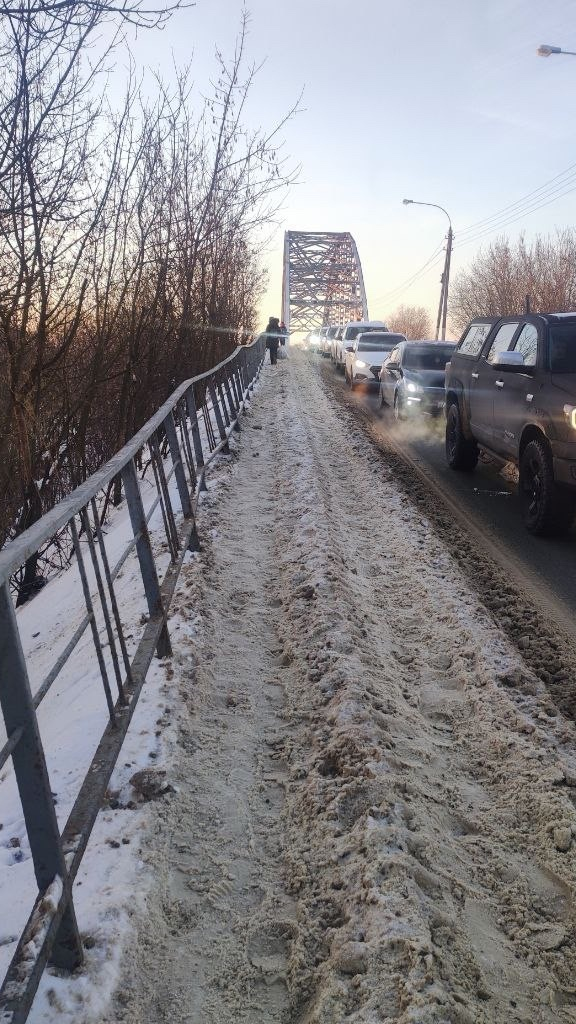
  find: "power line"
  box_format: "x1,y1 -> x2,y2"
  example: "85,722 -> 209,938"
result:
370,239 -> 446,306
457,159 -> 576,241
455,180 -> 576,251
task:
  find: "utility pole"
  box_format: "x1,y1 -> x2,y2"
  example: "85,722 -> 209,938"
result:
435,269 -> 445,340
403,199 -> 453,342
440,224 -> 453,341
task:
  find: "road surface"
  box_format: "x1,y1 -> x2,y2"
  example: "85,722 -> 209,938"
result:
320,356 -> 576,616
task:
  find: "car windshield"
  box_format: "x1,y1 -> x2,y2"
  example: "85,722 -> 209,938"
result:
403,345 -> 455,370
347,325 -> 382,340
550,323 -> 576,373
357,338 -> 395,352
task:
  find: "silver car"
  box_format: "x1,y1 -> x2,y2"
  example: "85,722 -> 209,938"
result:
345,332 -> 405,389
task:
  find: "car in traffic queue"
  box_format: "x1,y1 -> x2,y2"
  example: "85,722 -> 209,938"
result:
330,324 -> 344,362
345,332 -> 406,389
445,313 -> 576,536
318,325 -> 333,356
334,319 -> 388,371
379,340 -> 456,419
323,324 -> 340,357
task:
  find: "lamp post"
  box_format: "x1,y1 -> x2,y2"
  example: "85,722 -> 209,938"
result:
402,199 -> 453,340
537,43 -> 576,57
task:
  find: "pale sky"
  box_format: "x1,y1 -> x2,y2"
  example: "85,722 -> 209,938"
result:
126,0 -> 576,334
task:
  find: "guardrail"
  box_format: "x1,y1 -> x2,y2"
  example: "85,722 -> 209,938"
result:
0,334 -> 266,1023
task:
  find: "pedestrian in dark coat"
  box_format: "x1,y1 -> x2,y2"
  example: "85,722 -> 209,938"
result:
265,316 -> 281,365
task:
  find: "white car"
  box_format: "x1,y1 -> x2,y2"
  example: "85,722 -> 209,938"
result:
323,324 -> 339,357
318,326 -> 331,356
334,320 -> 388,371
345,332 -> 406,389
330,325 -> 344,361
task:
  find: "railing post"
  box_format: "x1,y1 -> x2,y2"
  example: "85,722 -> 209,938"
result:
0,583 -> 83,972
164,411 -> 200,552
230,362 -> 243,414
121,459 -> 171,658
185,387 -> 208,492
208,381 -> 230,454
164,411 -> 192,519
223,375 -> 240,433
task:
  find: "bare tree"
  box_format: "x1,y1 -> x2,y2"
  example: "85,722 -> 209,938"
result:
0,5 -> 299,601
386,304 -> 432,339
450,230 -> 576,333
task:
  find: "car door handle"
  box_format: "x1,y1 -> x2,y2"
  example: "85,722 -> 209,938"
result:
471,372 -> 479,379
495,380 -> 504,388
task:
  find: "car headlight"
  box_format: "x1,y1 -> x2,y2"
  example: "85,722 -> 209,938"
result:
406,380 -> 423,393
564,404 -> 576,429
355,359 -> 367,368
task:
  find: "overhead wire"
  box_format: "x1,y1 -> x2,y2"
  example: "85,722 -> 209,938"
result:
362,157 -> 576,312
457,158 -> 576,241
370,239 -> 446,307
454,180 -> 576,251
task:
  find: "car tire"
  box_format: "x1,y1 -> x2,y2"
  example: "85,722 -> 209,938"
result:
377,386 -> 385,410
393,392 -> 406,421
445,402 -> 478,471
519,437 -> 576,536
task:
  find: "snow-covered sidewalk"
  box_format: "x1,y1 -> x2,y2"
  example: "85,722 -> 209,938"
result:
8,351 -> 576,1022
95,352 -> 576,1024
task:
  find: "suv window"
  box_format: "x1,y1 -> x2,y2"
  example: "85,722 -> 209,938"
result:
486,322 -> 520,364
512,323 -> 538,367
550,322 -> 576,373
459,321 -> 493,356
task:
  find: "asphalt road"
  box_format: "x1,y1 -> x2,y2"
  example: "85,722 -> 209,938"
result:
318,355 -> 576,628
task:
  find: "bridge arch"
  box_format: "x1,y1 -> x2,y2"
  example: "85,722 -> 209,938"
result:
281,230 -> 368,336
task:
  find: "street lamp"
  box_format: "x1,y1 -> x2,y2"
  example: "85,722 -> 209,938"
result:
537,43 -> 576,57
402,199 -> 453,341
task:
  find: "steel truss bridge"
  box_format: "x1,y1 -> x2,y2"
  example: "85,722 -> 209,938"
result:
281,230 -> 368,335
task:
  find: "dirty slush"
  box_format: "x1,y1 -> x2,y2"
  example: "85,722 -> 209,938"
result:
107,354 -> 576,1024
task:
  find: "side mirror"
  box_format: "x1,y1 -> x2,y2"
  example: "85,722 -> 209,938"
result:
345,345 -> 354,352
493,350 -> 527,371
386,361 -> 400,371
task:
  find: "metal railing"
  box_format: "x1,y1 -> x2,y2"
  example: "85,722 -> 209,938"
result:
0,335 -> 266,1023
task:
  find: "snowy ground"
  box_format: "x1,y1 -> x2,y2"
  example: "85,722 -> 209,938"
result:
94,352 -> 576,1024
5,351 -> 576,1022
0,419 -> 243,1021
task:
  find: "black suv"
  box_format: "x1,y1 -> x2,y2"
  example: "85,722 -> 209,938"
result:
445,314 -> 576,536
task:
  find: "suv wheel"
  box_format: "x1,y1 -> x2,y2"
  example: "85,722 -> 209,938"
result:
446,402 -> 478,471
377,386 -> 385,410
519,438 -> 576,536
